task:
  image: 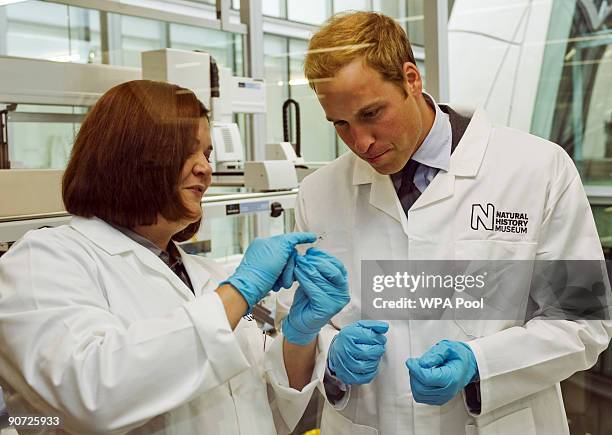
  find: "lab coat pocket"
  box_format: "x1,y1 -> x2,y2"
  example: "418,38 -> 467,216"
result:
321,403 -> 378,435
454,239 -> 537,261
467,407 -> 536,435
453,240 -> 536,338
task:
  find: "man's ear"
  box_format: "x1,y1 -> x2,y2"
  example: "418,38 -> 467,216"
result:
402,61 -> 423,95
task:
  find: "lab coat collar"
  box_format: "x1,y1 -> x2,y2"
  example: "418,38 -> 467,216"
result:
448,106 -> 492,177
70,216 -> 210,298
70,216 -> 147,255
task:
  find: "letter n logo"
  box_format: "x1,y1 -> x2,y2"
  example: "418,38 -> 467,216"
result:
471,203 -> 495,231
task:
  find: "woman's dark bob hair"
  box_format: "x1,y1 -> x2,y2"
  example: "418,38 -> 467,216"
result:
62,79 -> 209,242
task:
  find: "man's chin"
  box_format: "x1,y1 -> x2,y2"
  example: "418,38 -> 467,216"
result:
369,161 -> 403,175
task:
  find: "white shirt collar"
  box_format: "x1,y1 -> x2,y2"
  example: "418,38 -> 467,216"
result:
410,92 -> 452,172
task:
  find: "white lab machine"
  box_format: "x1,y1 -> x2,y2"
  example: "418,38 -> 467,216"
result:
210,122 -> 244,171
266,142 -> 304,164
244,161 -> 298,191
141,48 -> 212,110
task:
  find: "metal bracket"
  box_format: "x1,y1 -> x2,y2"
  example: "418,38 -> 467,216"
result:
216,0 -> 248,34
0,104 -> 16,169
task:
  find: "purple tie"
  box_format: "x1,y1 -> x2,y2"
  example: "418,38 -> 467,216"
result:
397,159 -> 422,214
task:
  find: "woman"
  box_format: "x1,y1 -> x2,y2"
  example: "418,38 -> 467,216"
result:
0,80 -> 348,434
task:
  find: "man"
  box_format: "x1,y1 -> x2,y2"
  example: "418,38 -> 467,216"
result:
288,11 -> 612,434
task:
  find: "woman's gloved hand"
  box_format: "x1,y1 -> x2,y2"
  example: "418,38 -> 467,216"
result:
282,248 -> 350,345
327,320 -> 389,385
406,340 -> 479,406
221,232 -> 317,309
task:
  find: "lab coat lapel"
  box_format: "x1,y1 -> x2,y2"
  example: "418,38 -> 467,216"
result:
353,156 -> 405,226
127,245 -> 195,301
447,106 -> 492,177
70,216 -> 195,301
410,106 -> 492,211
409,170 -> 455,211
179,251 -> 213,296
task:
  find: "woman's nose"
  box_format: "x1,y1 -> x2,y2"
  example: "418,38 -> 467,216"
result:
193,157 -> 212,178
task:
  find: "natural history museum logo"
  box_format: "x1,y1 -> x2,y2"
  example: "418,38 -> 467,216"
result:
470,203 -> 529,235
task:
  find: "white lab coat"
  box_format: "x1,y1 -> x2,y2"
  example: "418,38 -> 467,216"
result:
0,216 -> 324,435
289,107 -> 612,434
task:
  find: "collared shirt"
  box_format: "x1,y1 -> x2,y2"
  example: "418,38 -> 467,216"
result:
112,224 -> 195,293
390,92 -> 452,203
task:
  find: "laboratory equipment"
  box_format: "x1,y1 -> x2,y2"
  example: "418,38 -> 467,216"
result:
244,160 -> 298,191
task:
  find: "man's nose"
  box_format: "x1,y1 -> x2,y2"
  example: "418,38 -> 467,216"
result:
350,125 -> 375,154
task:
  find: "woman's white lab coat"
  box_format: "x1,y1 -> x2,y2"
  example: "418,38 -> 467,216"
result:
288,107 -> 612,434
0,216 -> 323,434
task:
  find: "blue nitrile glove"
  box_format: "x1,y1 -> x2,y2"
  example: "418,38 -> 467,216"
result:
221,232 -> 317,309
405,339 -> 479,406
327,320 -> 389,385
282,248 -> 350,345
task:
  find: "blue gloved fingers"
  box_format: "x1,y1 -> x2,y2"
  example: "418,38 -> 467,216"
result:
356,320 -> 390,335
293,263 -> 328,301
352,331 -> 387,347
347,324 -> 388,347
295,255 -> 341,288
408,364 -> 457,406
409,373 -> 442,395
409,376 -> 449,405
270,232 -> 317,291
332,356 -> 378,384
406,358 -> 452,388
408,360 -> 461,404
294,259 -> 348,305
407,341 -> 479,406
417,340 -> 455,368
349,358 -> 382,375
283,232 -> 318,247
300,252 -> 345,287
351,343 -> 386,360
304,247 -> 348,279
340,348 -> 380,374
273,251 -> 297,291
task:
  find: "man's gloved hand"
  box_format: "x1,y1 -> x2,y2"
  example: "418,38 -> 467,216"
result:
221,232 -> 317,309
282,248 -> 350,345
327,320 -> 389,385
405,339 -> 479,406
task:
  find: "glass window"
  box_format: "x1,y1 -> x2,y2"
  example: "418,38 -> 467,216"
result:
541,11 -> 612,186
264,34 -> 289,146
234,34 -> 245,76
170,23 -> 236,71
230,0 -> 283,16
287,0 -> 331,25
288,38 -> 337,161
118,15 -> 166,68
7,105 -> 85,169
333,0 -> 371,14
4,1 -> 101,63
402,0 -> 424,47
263,0 -> 283,17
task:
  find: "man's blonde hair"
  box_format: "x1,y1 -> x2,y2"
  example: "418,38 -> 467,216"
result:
304,11 -> 416,94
